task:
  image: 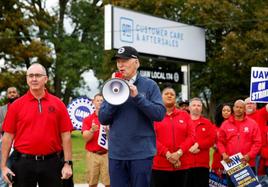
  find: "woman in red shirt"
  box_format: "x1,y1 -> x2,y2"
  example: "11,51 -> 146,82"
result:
212,103 -> 232,177
151,87 -> 193,187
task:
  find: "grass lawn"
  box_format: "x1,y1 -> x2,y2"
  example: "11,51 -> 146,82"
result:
72,130 -> 87,183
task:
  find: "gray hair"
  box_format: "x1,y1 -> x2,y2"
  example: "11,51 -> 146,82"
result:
189,97 -> 202,106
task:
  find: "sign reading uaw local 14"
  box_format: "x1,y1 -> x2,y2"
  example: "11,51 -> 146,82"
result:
67,97 -> 95,130
139,68 -> 183,84
250,67 -> 268,103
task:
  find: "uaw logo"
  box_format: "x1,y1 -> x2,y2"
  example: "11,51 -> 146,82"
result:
67,97 -> 95,130
120,17 -> 134,43
174,72 -> 180,83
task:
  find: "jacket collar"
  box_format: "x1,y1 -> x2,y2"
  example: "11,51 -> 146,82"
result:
228,115 -> 247,123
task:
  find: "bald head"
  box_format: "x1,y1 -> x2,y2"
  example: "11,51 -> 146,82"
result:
26,63 -> 48,94
233,99 -> 245,120
234,99 -> 245,106
27,63 -> 47,76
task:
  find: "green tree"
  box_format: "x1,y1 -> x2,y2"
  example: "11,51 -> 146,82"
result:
181,0 -> 268,117
52,0 -> 105,102
101,0 -> 268,118
0,0 -> 52,94
1,0 -> 268,116
0,0 -> 105,103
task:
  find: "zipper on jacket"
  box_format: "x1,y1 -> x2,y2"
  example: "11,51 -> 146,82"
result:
237,133 -> 240,154
171,116 -> 176,171
38,99 -> 42,113
171,117 -> 175,151
266,132 -> 268,145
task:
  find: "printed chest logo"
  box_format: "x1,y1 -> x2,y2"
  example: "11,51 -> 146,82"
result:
227,128 -> 235,132
244,127 -> 249,133
48,106 -> 56,113
202,127 -> 206,132
178,120 -> 184,124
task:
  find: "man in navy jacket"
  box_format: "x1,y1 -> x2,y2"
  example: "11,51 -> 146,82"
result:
99,46 -> 166,187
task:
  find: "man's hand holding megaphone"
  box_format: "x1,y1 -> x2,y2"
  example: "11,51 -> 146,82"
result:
128,84 -> 138,97
113,71 -> 138,97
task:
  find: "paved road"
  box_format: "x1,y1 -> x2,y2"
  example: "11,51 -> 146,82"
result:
75,183 -> 104,187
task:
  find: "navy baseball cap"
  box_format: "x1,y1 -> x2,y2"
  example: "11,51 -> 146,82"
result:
113,46 -> 139,60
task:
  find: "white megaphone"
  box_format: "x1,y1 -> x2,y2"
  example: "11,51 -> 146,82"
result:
102,78 -> 130,105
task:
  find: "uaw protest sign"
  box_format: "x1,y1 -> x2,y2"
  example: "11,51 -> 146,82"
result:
250,67 -> 268,103
221,153 -> 260,187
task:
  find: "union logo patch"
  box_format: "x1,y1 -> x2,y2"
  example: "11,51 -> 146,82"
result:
67,97 -> 95,130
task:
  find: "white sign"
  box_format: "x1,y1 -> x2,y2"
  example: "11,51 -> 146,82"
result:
250,67 -> 268,103
139,68 -> 183,83
98,125 -> 108,150
221,153 -> 260,187
67,97 -> 95,130
105,5 -> 206,62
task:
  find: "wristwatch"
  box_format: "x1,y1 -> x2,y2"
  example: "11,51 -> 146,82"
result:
64,160 -> 73,166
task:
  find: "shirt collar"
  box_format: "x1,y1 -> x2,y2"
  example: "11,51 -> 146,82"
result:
129,74 -> 137,84
26,90 -> 49,101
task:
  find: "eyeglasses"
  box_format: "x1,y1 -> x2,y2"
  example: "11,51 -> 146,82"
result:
26,73 -> 46,79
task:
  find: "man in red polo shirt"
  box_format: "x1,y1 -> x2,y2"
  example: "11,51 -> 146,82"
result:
1,63 -> 73,187
82,93 -> 110,187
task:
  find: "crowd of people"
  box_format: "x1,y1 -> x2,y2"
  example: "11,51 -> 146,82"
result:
0,46 -> 268,187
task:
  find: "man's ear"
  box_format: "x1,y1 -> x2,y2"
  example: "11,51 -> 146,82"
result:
136,59 -> 140,68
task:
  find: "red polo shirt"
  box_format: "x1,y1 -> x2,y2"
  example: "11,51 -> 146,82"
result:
3,90 -> 73,155
82,112 -> 107,152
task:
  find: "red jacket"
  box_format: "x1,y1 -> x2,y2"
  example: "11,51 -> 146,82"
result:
261,126 -> 268,166
247,107 -> 268,174
247,107 -> 268,133
184,116 -> 216,169
247,107 -> 268,146
217,115 -> 262,167
153,108 -> 193,171
212,127 -> 224,171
